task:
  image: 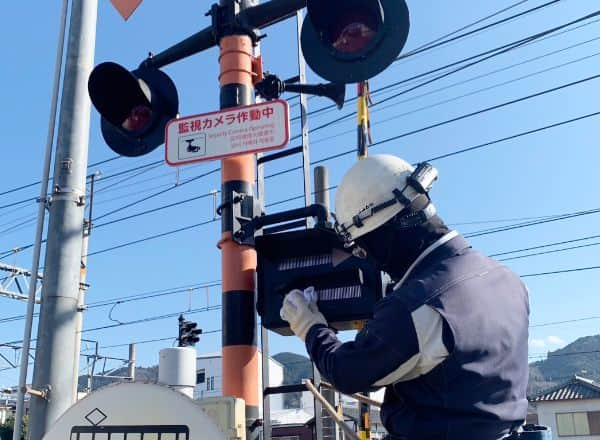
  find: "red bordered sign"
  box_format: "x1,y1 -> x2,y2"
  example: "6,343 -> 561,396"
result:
165,100 -> 290,166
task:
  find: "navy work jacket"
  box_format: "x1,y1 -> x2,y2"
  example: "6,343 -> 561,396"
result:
305,234 -> 529,440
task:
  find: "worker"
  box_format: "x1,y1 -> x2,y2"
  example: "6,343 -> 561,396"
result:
280,155 -> 529,440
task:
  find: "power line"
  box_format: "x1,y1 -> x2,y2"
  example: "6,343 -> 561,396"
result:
490,234 -> 600,258
93,191 -> 217,229
304,61 -> 600,142
0,156 -> 120,199
2,7 -> 591,216
0,5 -> 593,213
86,219 -> 218,257
521,265 -> 600,278
312,46 -> 600,146
499,241 -> 600,262
398,0 -> 561,60
81,305 -> 222,333
297,8 -> 600,123
0,281 -> 223,325
93,167 -> 219,222
287,0 -> 535,109
4,107 -> 600,261
464,207 -> 600,238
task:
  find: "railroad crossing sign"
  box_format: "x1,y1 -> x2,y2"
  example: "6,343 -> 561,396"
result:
110,0 -> 144,20
165,100 -> 290,166
43,382 -> 227,440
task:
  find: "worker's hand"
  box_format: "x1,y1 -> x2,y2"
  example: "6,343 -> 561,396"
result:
280,288 -> 327,341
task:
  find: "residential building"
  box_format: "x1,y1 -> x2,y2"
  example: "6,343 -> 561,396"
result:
530,376 -> 600,439
194,352 -> 285,414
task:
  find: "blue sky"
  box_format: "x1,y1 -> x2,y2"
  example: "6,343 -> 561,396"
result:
1,0 -> 600,387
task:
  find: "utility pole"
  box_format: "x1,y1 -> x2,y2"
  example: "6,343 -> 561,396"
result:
128,344 -> 136,381
72,172 -> 97,401
217,0 -> 260,424
12,0 -> 70,437
357,80 -> 371,440
29,1 -> 98,438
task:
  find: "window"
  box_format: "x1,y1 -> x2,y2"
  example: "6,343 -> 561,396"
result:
206,376 -> 215,391
70,425 -> 189,440
196,369 -> 205,384
555,411 -> 600,436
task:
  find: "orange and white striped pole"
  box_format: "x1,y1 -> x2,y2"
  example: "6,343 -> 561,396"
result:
218,32 -> 260,422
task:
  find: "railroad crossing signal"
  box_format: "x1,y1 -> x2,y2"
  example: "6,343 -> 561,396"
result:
301,0 -> 410,83
178,315 -> 202,347
88,62 -> 179,157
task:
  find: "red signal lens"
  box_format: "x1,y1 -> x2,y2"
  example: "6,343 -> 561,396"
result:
329,11 -> 379,54
121,105 -> 152,132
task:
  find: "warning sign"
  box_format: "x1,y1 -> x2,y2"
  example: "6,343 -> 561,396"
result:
165,100 -> 290,166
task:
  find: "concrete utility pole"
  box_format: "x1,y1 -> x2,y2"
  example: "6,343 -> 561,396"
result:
29,1 -> 98,438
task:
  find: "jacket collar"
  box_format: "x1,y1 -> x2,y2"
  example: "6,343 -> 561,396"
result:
393,231 -> 470,289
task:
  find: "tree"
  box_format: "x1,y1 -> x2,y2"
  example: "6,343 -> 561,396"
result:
0,416 -> 28,440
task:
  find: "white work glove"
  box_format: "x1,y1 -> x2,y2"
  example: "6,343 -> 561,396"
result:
280,287 -> 327,341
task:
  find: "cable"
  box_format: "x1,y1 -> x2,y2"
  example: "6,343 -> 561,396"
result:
0,281 -> 223,325
298,9 -> 600,122
86,218 -> 218,257
490,234 -> 600,258
398,0 -> 561,60
81,305 -> 222,333
4,107 -> 600,261
88,281 -> 221,309
0,4 -> 593,210
93,191 -> 218,230
287,0 -> 536,110
3,7 -> 591,218
304,105 -> 600,175
93,167 -> 219,222
521,265 -> 600,278
312,47 -> 600,146
499,241 -> 600,262
0,156 -> 121,199
464,207 -> 600,238
94,162 -> 164,194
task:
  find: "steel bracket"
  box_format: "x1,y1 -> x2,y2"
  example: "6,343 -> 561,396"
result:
26,385 -> 51,401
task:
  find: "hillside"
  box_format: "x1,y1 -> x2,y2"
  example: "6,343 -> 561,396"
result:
528,334 -> 600,396
274,335 -> 600,400
75,334 -> 600,402
77,365 -> 158,391
272,352 -> 313,408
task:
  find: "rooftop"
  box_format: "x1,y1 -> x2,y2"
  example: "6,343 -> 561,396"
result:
530,376 -> 600,402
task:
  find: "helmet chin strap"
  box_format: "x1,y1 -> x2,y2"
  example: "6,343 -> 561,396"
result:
357,213 -> 449,281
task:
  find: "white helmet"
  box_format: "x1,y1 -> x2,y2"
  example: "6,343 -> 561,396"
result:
334,154 -> 438,245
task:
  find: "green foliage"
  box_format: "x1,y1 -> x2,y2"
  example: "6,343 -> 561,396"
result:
0,416 -> 28,440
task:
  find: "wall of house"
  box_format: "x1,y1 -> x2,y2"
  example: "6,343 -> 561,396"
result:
194,355 -> 284,414
537,399 -> 600,440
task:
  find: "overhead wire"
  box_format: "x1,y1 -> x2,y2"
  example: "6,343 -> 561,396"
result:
297,8 -> 600,122
397,0 -> 561,60
490,234 -> 600,258
2,7 -> 594,227
311,46 -> 600,146
0,2 -> 582,212
4,106 -> 600,261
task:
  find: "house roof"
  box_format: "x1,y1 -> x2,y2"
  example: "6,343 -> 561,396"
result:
530,376 -> 600,402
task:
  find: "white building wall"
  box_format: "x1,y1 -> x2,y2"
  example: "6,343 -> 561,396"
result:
536,399 -> 600,440
194,353 -> 285,414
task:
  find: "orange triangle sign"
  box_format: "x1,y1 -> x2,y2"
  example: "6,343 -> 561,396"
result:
110,0 -> 143,20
